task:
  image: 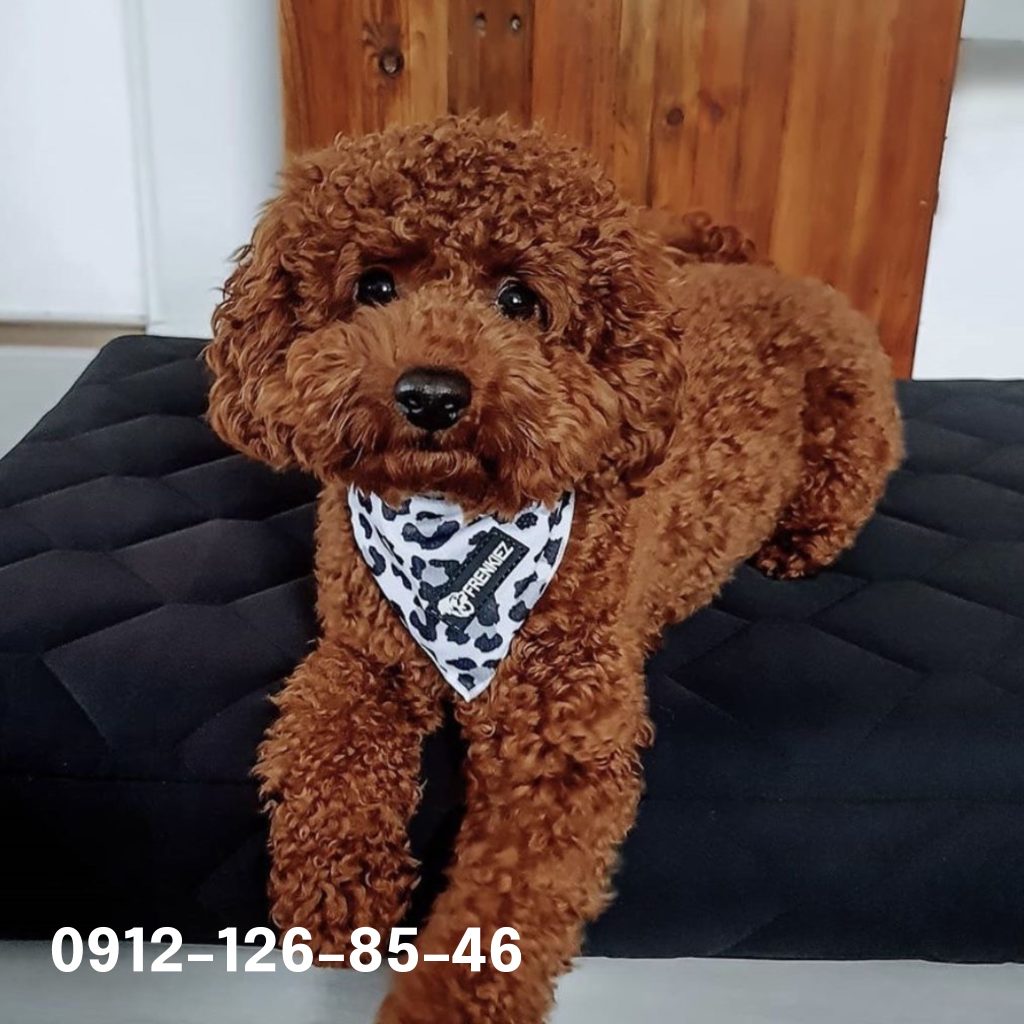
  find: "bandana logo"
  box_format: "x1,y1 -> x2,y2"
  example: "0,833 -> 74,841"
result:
347,488 -> 574,700
438,591 -> 474,619
434,530 -> 528,623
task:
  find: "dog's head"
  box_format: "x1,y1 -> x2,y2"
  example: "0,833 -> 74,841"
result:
207,115 -> 692,516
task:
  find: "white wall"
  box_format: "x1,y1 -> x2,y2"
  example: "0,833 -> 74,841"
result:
914,39 -> 1024,378
128,0 -> 283,338
0,0 -> 282,338
0,0 -> 145,322
962,0 -> 1024,42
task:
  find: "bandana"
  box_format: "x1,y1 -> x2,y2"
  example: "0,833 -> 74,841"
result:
348,487 -> 575,699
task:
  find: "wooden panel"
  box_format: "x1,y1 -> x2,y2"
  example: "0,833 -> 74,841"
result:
280,0 -> 965,375
279,0 -> 357,146
848,0 -> 966,359
638,0 -> 963,375
530,0 -> 623,167
725,0 -> 796,253
647,0 -> 708,209
611,0 -> 658,203
405,0 -> 449,123
280,0 -> 447,148
689,0 -> 751,221
764,0 -> 963,375
448,1 -> 534,122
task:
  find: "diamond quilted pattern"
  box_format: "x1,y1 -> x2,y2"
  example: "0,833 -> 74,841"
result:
668,621 -> 920,767
840,672 -> 1024,802
881,474 -> 1024,541
0,549 -> 160,650
166,455 -> 319,519
1,336 -> 1022,963
0,656 -> 109,775
925,393 -> 1024,444
972,445 -> 1024,493
116,520 -> 310,604
832,513 -> 962,581
816,581 -> 1021,675
0,506 -> 53,565
923,544 -> 1024,617
7,475 -> 208,549
43,603 -> 301,773
73,415 -> 230,476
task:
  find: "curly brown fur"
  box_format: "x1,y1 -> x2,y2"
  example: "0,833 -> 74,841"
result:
635,206 -> 761,266
206,114 -> 901,1023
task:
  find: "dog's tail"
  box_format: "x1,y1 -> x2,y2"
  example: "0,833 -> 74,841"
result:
636,208 -> 761,267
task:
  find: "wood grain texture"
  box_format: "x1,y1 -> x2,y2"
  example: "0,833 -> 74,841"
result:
280,0 -> 448,146
448,0 -> 534,122
611,0 -> 658,204
530,0 -> 623,166
648,0 -> 708,210
279,0 -> 965,375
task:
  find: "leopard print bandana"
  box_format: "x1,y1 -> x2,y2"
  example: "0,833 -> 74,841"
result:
348,487 -> 575,700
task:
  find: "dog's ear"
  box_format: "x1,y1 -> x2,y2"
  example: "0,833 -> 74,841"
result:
207,143 -> 374,465
205,194 -> 302,467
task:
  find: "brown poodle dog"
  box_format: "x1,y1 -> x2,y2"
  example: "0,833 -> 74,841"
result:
206,114 -> 901,1023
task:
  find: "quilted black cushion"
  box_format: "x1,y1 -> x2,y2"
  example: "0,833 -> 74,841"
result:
2,335 -> 1023,962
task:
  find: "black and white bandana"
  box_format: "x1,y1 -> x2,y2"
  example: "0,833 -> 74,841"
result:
348,488 -> 575,700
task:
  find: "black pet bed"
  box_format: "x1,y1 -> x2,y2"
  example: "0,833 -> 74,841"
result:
2,336 -> 1023,962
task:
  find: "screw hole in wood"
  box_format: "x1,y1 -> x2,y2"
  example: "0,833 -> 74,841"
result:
378,47 -> 404,77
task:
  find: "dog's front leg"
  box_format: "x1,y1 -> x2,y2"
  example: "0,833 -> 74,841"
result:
377,636 -> 648,1024
257,639 -> 442,955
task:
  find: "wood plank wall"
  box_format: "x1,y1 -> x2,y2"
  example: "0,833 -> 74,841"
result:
280,0 -> 965,376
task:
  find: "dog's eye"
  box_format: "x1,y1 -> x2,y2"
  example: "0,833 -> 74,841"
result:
355,267 -> 397,306
496,279 -> 540,321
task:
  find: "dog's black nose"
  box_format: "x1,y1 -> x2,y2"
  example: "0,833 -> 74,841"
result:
394,368 -> 471,432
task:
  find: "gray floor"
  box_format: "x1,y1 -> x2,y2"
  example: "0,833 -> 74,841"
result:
1,942 -> 1022,1024
2,344 -> 1022,1021
0,344 -> 95,456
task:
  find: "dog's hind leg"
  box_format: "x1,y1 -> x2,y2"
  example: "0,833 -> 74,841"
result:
257,640 -> 442,955
754,354 -> 902,579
